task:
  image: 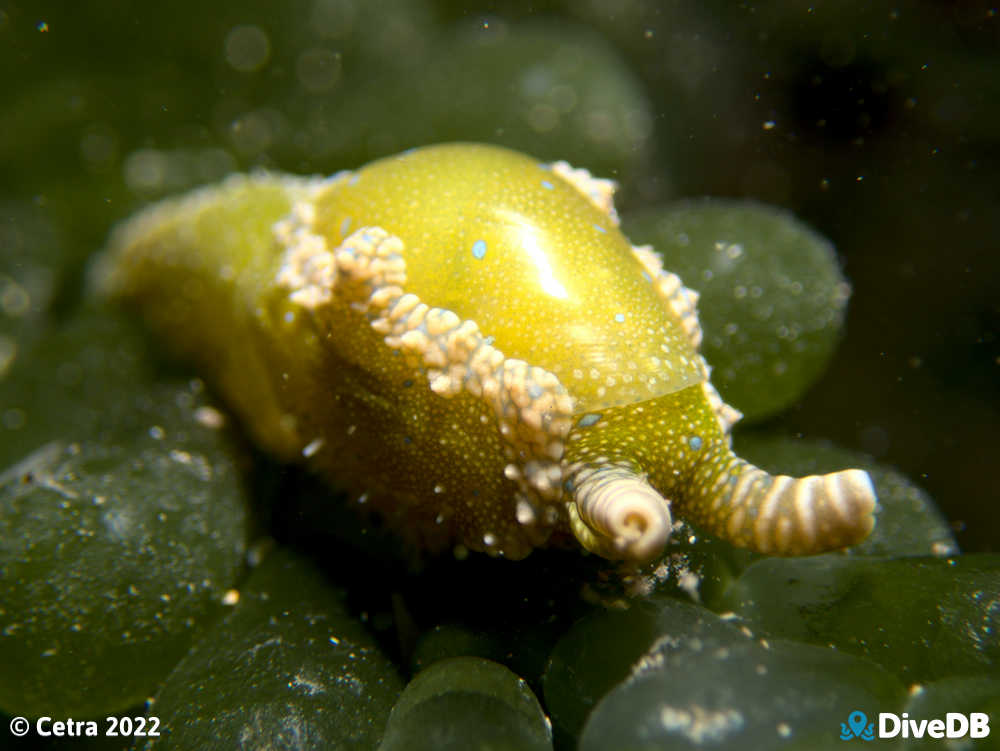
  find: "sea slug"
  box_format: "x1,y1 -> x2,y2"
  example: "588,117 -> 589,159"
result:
100,143 -> 876,562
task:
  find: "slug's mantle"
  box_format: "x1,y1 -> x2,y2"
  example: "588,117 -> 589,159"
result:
101,143 -> 876,562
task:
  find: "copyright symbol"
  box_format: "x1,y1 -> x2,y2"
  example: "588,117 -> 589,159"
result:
9,716 -> 30,736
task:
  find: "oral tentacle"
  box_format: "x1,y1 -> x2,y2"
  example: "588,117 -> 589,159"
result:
684,450 -> 876,555
567,464 -> 673,563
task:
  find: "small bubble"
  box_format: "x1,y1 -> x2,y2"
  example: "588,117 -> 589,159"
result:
169,449 -> 192,464
1,407 -> 24,430
584,109 -> 615,142
302,438 -> 324,458
297,48 -> 342,93
549,84 -> 578,113
224,25 -> 271,73
527,103 -> 559,133
229,110 -> 274,156
123,149 -> 168,192
194,406 -> 225,429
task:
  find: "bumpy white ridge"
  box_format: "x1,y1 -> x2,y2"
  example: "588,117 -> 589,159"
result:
548,160 -> 620,225
275,217 -> 578,540
630,244 -> 704,350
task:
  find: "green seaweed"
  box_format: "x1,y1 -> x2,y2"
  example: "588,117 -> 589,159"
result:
0,314 -> 250,716
380,657 -> 552,751
140,548 -> 403,750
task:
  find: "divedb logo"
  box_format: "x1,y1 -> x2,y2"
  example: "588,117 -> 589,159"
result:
839,709 -> 991,741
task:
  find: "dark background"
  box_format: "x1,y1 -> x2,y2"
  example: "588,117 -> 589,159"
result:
2,0 -> 997,551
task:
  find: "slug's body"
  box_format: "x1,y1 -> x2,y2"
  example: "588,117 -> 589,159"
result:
102,143 -> 875,561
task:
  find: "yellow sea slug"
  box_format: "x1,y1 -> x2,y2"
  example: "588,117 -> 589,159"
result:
99,143 -> 876,562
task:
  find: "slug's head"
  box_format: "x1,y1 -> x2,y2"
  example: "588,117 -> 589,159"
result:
561,386 -> 877,563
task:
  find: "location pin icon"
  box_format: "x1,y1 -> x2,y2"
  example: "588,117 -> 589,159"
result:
848,711 -> 868,738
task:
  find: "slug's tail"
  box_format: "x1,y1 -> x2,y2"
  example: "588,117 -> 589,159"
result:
683,453 -> 877,556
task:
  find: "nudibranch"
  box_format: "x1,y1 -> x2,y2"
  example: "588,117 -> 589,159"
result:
100,143 -> 876,562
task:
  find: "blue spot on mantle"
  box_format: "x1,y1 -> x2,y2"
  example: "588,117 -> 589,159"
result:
688,435 -> 703,451
593,224 -> 607,233
541,180 -> 554,190
340,217 -> 352,236
472,239 -> 487,260
614,313 -> 625,323
578,413 -> 602,428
